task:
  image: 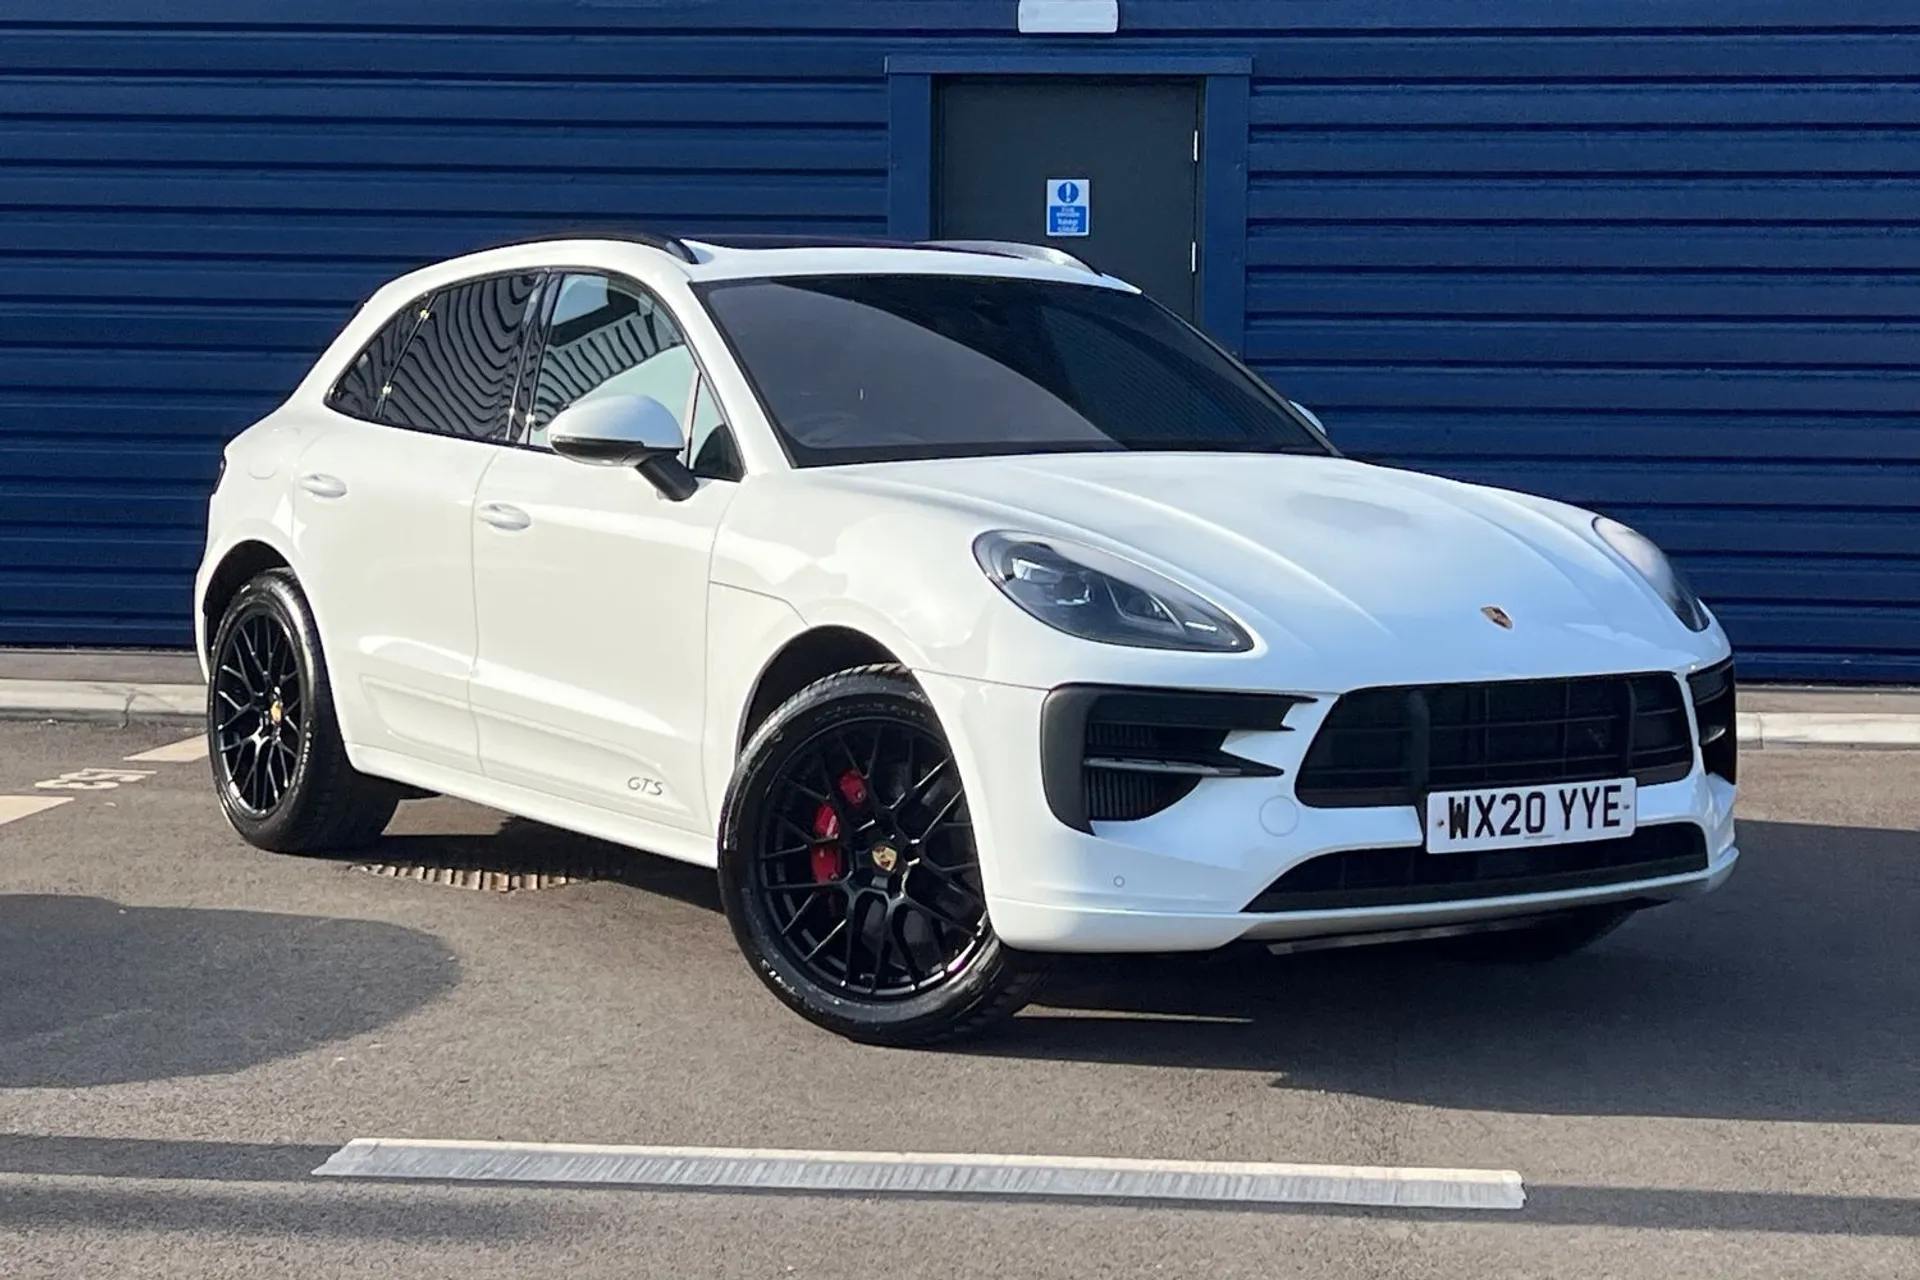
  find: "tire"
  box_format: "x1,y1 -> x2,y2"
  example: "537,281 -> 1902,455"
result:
717,665 -> 1047,1046
1429,905 -> 1635,964
207,568 -> 400,853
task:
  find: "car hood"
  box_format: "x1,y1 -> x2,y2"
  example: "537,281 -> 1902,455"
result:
802,452 -> 1711,684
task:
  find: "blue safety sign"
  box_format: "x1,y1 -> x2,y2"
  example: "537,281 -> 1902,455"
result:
1045,178 -> 1090,238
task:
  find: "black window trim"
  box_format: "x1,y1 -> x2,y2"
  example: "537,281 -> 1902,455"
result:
504,269 -> 561,447
688,273 -> 1340,471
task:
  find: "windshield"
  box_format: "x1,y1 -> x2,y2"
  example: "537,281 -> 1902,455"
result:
696,274 -> 1330,467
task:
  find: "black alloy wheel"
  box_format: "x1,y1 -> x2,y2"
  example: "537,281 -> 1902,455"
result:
719,666 -> 1046,1045
213,607 -> 304,817
207,569 -> 399,853
759,715 -> 985,999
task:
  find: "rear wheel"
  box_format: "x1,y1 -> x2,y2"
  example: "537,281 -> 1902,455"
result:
1430,905 -> 1635,963
718,666 -> 1046,1045
208,569 -> 399,853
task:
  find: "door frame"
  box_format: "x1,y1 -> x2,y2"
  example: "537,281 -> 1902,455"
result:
885,53 -> 1252,355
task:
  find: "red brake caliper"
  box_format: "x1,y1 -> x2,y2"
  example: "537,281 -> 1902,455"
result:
810,770 -> 869,882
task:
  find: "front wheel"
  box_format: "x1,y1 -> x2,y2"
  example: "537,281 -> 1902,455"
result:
717,666 -> 1047,1046
208,568 -> 399,853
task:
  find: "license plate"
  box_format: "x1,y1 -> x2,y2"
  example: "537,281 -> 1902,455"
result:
1424,778 -> 1636,854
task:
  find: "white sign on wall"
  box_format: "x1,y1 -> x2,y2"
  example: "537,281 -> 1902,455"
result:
1017,0 -> 1119,34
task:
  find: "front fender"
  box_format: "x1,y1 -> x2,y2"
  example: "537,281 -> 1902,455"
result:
701,585 -> 809,822
710,475 -> 1144,689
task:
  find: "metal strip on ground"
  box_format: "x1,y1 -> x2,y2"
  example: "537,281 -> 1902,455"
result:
0,795 -> 73,826
313,1138 -> 1525,1210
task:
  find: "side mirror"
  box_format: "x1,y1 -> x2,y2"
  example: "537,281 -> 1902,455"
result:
548,395 -> 697,501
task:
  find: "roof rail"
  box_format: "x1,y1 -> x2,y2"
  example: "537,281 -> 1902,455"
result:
483,228 -> 697,262
920,239 -> 1098,274
629,230 -> 698,262
492,231 -> 1099,271
679,234 -> 910,252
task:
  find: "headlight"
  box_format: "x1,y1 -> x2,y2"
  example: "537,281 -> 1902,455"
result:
1593,516 -> 1711,632
973,532 -> 1253,652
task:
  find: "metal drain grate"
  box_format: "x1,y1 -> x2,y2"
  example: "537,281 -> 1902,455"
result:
346,810 -> 722,904
351,844 -> 647,893
355,863 -> 591,892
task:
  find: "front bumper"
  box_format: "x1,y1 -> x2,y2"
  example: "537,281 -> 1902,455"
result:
919,671 -> 1738,955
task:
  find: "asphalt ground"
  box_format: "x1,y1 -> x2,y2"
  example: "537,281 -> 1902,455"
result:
1,718 -> 1916,1278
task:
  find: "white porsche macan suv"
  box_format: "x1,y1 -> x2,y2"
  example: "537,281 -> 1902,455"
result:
196,233 -> 1740,1044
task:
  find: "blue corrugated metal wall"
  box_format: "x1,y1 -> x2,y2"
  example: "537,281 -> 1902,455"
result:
2,1 -> 1914,680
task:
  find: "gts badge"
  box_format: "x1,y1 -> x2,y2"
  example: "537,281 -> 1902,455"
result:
626,776 -> 666,798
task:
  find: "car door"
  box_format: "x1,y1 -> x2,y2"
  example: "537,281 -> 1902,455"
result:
469,271 -> 743,831
293,269 -> 543,772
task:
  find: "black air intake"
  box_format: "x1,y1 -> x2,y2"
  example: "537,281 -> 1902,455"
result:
1688,659 -> 1737,784
1041,687 -> 1310,831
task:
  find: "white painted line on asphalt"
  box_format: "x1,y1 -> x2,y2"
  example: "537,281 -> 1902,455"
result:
125,732 -> 209,764
34,767 -> 154,792
0,795 -> 74,827
313,1138 -> 1526,1210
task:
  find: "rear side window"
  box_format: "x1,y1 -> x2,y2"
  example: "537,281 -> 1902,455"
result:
326,298 -> 424,421
526,273 -> 694,448
378,271 -> 544,441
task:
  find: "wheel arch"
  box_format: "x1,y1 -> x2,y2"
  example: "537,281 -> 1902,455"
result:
199,537 -> 294,661
735,625 -> 906,753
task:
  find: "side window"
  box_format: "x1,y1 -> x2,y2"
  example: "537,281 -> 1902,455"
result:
686,376 -> 743,482
325,298 -> 425,421
527,274 -> 695,449
379,271 -> 543,441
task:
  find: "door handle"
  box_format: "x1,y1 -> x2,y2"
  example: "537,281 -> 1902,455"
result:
477,501 -> 532,532
298,472 -> 348,500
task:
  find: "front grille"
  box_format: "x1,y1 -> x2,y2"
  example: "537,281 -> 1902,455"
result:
1244,822 -> 1708,912
1294,673 -> 1696,809
1688,659 -> 1737,783
1040,686 -> 1308,832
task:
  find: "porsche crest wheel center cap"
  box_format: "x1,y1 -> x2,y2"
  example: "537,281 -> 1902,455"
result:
869,844 -> 900,874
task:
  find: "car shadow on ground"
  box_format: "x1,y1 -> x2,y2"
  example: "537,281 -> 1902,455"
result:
172,804 -> 1919,1128
970,818 -> 1920,1125
0,894 -> 459,1088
